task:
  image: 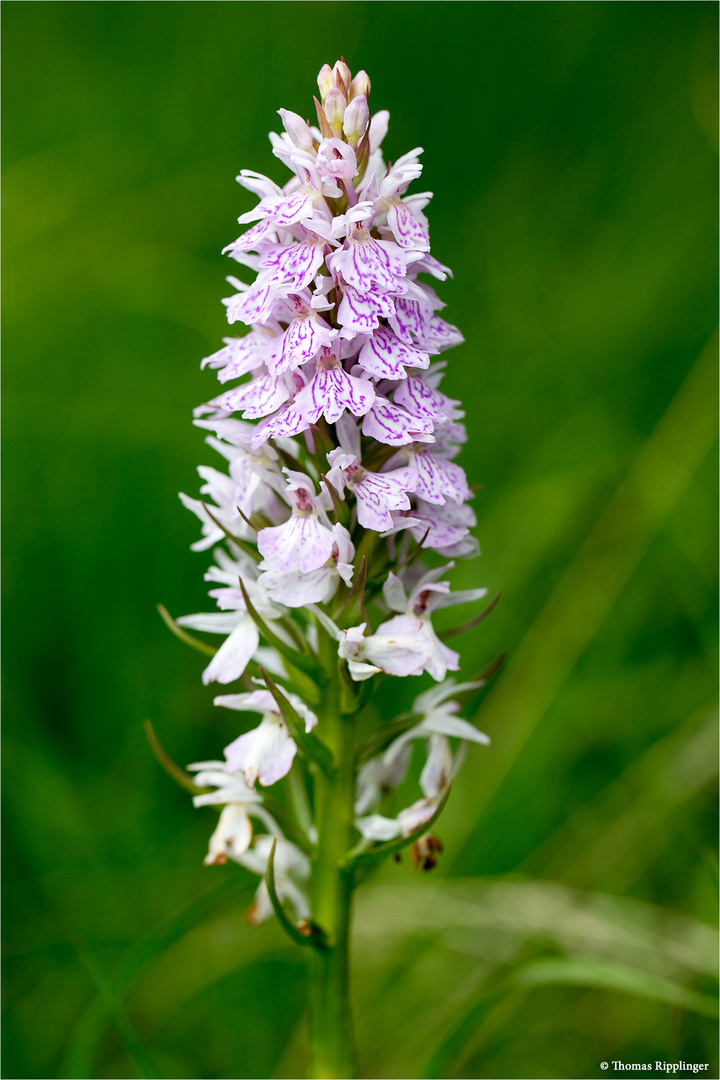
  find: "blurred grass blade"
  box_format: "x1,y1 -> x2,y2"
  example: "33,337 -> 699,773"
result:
444,329 -> 719,862
514,956 -> 718,1017
61,875 -> 254,1079
525,702 -> 719,886
71,944 -> 163,1079
421,957 -> 717,1078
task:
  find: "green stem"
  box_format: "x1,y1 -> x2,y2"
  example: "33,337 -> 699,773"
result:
308,664 -> 357,1079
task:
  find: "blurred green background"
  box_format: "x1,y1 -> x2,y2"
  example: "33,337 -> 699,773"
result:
3,2 -> 718,1078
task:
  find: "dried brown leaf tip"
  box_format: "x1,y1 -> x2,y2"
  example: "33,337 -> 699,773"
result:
411,832 -> 444,872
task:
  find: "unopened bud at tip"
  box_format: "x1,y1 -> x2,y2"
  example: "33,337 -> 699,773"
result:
317,63 -> 334,102
277,108 -> 314,152
333,58 -> 352,95
350,70 -> 371,100
343,95 -> 369,146
324,87 -> 347,137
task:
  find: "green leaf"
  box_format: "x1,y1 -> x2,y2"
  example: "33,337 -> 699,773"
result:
258,667 -> 335,776
334,555 -> 367,628
438,591 -> 501,641
237,577 -> 324,681
144,720 -> 205,796
320,472 -> 350,527
156,603 -> 218,657
395,526 -> 431,573
200,500 -> 260,562
355,712 -> 422,765
266,838 -> 329,951
344,783 -> 453,868
308,421 -> 335,460
460,651 -> 507,697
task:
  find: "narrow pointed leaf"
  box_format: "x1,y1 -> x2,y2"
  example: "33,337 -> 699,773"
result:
320,472 -> 349,527
266,838 -> 329,950
439,592 -> 501,641
395,526 -> 431,573
309,422 -> 335,459
237,578 -> 324,680
260,793 -> 313,855
345,783 -> 453,868
313,96 -> 333,139
157,603 -> 218,657
355,711 -> 423,764
144,720 -> 206,795
335,556 -> 367,628
200,501 -> 260,562
271,440 -> 309,476
460,651 -> 507,699
258,667 -> 335,776
339,659 -> 374,716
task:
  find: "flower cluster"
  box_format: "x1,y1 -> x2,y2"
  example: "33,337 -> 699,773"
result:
170,59 -> 492,924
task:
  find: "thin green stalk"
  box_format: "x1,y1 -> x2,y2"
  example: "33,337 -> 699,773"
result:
308,661 -> 357,1079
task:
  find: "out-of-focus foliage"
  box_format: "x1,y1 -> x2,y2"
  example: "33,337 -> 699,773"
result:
2,3 -> 717,1078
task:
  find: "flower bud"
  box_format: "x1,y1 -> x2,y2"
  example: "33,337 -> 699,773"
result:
317,63 -> 334,102
342,95 -> 369,147
333,59 -> 352,96
277,109 -> 314,152
349,70 -> 371,101
324,87 -> 346,138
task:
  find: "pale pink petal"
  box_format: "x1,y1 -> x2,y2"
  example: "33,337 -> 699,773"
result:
292,362 -> 375,424
337,284 -> 395,335
362,397 -> 435,446
386,200 -> 430,251
258,514 -> 335,574
356,327 -> 429,380
201,619 -> 260,685
330,235 -> 406,293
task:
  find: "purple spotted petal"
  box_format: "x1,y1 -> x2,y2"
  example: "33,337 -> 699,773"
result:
293,362 -> 375,425
224,280 -> 277,326
386,201 -> 430,251
354,472 -> 411,531
422,315 -> 465,352
392,449 -> 470,505
409,253 -> 452,280
208,372 -> 290,420
201,334 -> 269,383
258,239 -> 326,292
258,514 -> 335,574
270,314 -> 337,375
330,235 -> 406,293
388,297 -> 433,345
357,327 -> 429,380
393,375 -> 451,426
268,189 -> 318,228
408,499 -> 477,552
362,397 -> 435,446
337,284 -> 395,335
223,219 -> 277,258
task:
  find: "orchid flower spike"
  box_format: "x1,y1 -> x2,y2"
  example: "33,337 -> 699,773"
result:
160,57 -> 499,1080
